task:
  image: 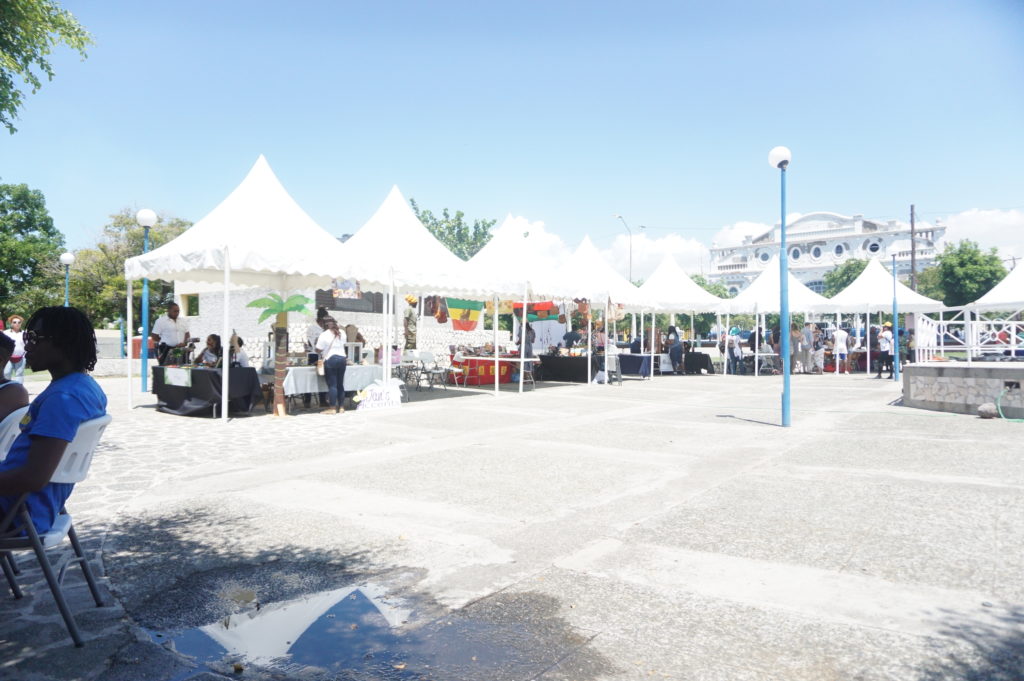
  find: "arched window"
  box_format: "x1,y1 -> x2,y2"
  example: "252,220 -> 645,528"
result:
806,280 -> 825,294
811,246 -> 823,259
834,244 -> 845,257
790,248 -> 801,261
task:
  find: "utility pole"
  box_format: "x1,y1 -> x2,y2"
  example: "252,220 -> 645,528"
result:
909,204 -> 917,290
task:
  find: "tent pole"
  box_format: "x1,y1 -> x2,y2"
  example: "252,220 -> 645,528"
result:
835,309 -> 841,375
519,284 -> 527,394
754,305 -> 759,378
865,306 -> 871,375
587,304 -> 593,384
725,313 -> 730,374
631,312 -> 636,341
127,278 -> 133,409
605,297 -> 610,387
690,311 -> 695,343
221,248 -> 231,422
650,311 -> 656,379
493,295 -> 499,397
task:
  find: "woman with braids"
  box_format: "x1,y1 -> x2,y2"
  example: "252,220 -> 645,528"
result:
315,317 -> 347,414
0,307 -> 107,534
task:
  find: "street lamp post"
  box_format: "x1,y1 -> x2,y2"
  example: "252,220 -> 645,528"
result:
613,214 -> 633,282
59,252 -> 75,306
136,209 -> 158,392
769,146 -> 793,427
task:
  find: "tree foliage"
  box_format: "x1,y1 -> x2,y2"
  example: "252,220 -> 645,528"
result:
0,182 -> 65,317
823,258 -> 868,298
933,240 -> 1007,307
68,208 -> 190,326
914,265 -> 943,303
0,0 -> 92,134
690,274 -> 730,337
409,199 -> 495,261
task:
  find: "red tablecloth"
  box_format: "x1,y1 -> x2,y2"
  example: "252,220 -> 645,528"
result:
450,355 -> 515,385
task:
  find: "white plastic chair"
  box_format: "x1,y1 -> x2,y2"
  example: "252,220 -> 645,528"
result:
448,352 -> 468,387
0,413 -> 112,647
416,351 -> 447,391
0,405 -> 29,462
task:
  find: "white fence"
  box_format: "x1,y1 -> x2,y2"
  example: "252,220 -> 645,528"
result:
913,308 -> 1023,364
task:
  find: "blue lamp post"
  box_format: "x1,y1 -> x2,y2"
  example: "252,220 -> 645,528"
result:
769,146 -> 793,427
891,254 -> 901,382
137,208 -> 158,391
59,252 -> 75,306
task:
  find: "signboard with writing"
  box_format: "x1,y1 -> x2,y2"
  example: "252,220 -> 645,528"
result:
354,379 -> 403,411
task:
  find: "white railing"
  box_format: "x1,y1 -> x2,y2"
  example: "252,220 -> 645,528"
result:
913,309 -> 1023,364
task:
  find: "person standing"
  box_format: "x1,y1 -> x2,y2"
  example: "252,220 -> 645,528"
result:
877,322 -> 894,379
3,315 -> 26,383
0,333 -> 29,421
0,306 -> 107,535
150,303 -> 191,365
727,328 -> 745,375
811,325 -> 825,374
403,296 -> 418,350
316,318 -> 347,414
833,326 -> 850,374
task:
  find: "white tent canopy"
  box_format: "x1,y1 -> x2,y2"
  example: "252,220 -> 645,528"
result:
827,258 -> 944,313
559,236 -> 651,309
336,185 -> 491,297
971,263 -> 1024,311
718,260 -> 830,314
465,214 -> 575,300
639,254 -> 724,312
124,155 -> 346,289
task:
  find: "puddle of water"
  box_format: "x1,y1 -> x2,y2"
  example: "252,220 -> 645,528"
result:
148,583 -> 591,680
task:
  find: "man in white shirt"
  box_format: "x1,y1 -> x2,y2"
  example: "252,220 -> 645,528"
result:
151,303 -> 191,365
833,327 -> 850,374
876,322 -> 894,379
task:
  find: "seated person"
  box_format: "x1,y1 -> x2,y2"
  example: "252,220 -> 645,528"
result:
563,326 -> 582,347
199,334 -> 222,367
229,335 -> 250,368
0,333 -> 29,423
668,337 -> 683,373
629,336 -> 642,354
0,306 -> 107,534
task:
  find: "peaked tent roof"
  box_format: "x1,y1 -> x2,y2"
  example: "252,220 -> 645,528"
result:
124,155 -> 346,290
336,185 -> 491,296
719,260 -> 830,314
557,236 -> 652,309
971,263 -> 1024,310
827,258 -> 944,312
639,254 -> 724,312
465,214 -> 575,299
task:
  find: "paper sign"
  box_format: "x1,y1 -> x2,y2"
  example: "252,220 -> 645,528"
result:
164,367 -> 192,387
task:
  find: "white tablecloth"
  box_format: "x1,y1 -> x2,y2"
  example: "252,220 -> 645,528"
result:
279,365 -> 384,395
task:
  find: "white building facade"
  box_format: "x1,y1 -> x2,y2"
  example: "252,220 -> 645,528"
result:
708,212 -> 946,295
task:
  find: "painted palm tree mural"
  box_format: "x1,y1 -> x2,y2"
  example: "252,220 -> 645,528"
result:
247,293 -> 312,416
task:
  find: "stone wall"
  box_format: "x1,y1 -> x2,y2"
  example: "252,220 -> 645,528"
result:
903,363 -> 1024,419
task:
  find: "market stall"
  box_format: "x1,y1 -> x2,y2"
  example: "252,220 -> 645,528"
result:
152,366 -> 262,416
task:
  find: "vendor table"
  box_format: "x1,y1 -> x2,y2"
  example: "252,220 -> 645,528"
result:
537,355 -> 595,383
450,355 -> 515,386
272,364 -> 384,396
152,366 -> 262,417
618,353 -> 655,377
684,351 -> 716,375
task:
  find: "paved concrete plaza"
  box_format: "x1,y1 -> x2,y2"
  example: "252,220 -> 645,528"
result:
2,371 -> 1022,680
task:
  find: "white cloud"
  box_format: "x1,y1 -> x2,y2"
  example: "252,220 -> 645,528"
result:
600,232 -> 710,283
941,209 -> 1023,261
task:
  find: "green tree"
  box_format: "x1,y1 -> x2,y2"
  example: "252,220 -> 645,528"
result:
690,275 -> 730,337
0,182 -> 65,316
246,293 -> 312,417
0,1 -> 92,134
409,199 -> 495,261
933,240 -> 1007,307
68,208 -> 191,326
823,258 -> 868,297
914,265 -> 943,303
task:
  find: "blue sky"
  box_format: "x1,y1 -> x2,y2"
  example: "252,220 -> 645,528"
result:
4,0 -> 1022,277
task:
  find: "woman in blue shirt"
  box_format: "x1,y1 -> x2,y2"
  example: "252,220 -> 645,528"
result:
0,307 -> 107,534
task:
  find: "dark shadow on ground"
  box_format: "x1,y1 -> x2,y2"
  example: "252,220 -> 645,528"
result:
915,605 -> 1024,681
715,414 -> 781,427
5,508 -> 616,681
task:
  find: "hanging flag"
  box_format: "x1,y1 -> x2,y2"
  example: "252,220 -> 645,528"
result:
447,298 -> 485,331
512,301 -> 558,323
